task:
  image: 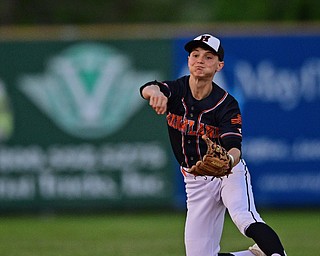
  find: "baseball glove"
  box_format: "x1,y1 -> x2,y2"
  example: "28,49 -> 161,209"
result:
188,135 -> 232,177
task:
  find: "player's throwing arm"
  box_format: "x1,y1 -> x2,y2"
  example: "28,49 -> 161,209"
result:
141,84 -> 168,115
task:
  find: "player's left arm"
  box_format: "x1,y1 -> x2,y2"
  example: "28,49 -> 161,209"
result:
218,98 -> 243,168
226,147 -> 241,169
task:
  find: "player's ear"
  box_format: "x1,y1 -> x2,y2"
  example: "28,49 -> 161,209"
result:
216,61 -> 224,72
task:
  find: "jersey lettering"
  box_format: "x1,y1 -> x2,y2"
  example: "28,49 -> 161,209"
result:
167,112 -> 219,138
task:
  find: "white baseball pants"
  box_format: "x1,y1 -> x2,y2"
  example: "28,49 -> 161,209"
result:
181,159 -> 264,256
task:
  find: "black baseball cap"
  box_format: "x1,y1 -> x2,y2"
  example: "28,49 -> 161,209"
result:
184,34 -> 224,61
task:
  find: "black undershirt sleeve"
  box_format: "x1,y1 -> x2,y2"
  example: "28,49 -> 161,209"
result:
139,80 -> 171,98
221,136 -> 242,153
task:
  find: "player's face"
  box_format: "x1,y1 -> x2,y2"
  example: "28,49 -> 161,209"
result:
188,48 -> 224,79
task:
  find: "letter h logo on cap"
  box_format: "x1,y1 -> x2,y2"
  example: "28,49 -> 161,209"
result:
200,35 -> 211,42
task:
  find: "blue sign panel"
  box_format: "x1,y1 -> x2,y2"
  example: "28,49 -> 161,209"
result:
174,34 -> 320,207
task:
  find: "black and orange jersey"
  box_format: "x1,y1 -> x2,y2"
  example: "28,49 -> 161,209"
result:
141,75 -> 242,168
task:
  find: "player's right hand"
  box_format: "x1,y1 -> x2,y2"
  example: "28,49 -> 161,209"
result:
149,91 -> 167,114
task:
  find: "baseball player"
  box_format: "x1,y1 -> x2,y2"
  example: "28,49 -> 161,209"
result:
140,34 -> 287,256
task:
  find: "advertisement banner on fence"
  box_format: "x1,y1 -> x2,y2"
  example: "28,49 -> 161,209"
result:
174,34 -> 320,207
1,33 -> 319,211
0,39 -> 174,211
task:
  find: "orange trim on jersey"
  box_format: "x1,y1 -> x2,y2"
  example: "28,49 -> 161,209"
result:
215,91 -> 229,109
181,167 -> 187,177
181,98 -> 190,167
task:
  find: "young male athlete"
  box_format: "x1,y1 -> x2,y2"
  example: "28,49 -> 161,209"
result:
140,34 -> 287,256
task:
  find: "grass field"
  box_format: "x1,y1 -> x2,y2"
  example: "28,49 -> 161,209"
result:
0,209 -> 319,255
